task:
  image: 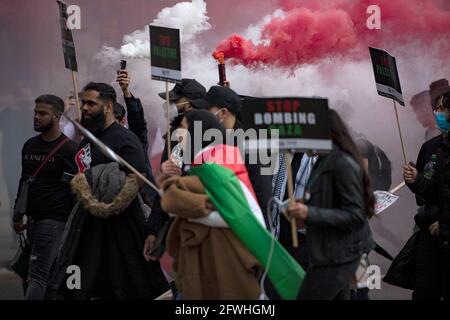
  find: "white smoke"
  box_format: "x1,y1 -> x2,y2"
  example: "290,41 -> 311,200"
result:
118,0 -> 211,59
95,0 -> 448,178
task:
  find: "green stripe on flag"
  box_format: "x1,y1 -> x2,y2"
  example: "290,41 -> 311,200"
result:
190,163 -> 305,300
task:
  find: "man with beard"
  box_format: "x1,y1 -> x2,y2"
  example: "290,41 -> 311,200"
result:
13,94 -> 78,299
49,82 -> 168,300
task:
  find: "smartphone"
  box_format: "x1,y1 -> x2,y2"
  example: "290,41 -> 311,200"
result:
117,60 -> 127,75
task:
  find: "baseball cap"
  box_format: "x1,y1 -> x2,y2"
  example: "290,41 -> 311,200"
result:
190,86 -> 242,115
158,79 -> 207,102
430,79 -> 450,109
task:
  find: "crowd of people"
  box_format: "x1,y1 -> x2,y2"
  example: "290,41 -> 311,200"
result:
9,67 -> 450,300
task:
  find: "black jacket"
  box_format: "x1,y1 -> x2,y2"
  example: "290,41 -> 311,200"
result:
48,163 -> 169,299
408,134 -> 442,229
124,95 -> 158,203
304,146 -> 374,267
408,134 -> 450,245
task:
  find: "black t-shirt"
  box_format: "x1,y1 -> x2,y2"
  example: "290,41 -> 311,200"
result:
75,122 -> 146,174
19,133 -> 78,221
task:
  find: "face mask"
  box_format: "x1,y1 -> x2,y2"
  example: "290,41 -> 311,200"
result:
163,101 -> 190,122
162,102 -> 179,122
214,108 -> 224,123
435,112 -> 450,133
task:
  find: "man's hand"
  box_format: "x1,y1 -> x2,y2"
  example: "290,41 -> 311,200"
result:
403,163 -> 418,184
117,70 -> 132,98
143,234 -> 158,261
286,201 -> 309,221
429,222 -> 440,236
13,218 -> 25,234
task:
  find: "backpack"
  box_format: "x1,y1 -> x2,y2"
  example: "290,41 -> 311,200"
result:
353,134 -> 392,191
371,145 -> 392,191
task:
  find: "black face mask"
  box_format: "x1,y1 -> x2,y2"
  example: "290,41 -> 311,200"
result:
81,108 -> 105,135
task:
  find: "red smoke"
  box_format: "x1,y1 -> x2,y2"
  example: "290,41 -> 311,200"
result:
214,0 -> 450,68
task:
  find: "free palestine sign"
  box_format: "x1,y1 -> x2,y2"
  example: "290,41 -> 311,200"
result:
149,25 -> 182,83
369,47 -> 404,106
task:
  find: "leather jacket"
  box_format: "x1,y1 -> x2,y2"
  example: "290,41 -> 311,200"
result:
304,146 -> 374,267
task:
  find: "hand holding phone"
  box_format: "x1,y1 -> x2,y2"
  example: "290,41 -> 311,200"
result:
117,60 -> 127,74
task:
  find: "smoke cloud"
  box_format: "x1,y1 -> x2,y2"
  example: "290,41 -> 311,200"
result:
215,0 -> 450,68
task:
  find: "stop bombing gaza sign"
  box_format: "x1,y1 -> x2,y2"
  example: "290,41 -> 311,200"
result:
241,97 -> 332,153
369,47 -> 405,106
149,25 -> 182,84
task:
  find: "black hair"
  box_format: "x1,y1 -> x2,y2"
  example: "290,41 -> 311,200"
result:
35,94 -> 65,116
184,110 -> 227,163
113,102 -> 126,121
83,82 -> 117,104
329,109 -> 375,219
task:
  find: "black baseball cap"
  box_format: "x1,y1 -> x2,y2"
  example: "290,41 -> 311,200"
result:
158,79 -> 207,102
190,86 -> 242,115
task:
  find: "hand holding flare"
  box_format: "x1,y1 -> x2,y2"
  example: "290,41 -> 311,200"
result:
213,51 -> 229,87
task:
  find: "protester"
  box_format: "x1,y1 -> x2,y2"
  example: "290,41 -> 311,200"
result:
410,91 -> 440,141
48,82 -> 168,300
116,70 -> 158,204
263,152 -> 317,299
405,90 -> 450,300
159,78 -> 207,163
160,110 -> 262,299
286,109 -> 375,300
12,94 -> 78,299
190,86 -> 273,223
336,100 -> 394,300
143,79 -> 207,263
406,79 -> 449,299
336,100 -> 392,192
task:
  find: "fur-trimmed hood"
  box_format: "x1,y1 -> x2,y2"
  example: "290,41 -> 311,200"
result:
70,162 -> 139,218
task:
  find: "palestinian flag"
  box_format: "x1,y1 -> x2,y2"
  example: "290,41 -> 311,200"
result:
189,144 -> 305,300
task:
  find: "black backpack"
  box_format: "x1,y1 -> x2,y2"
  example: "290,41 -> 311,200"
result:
371,145 -> 392,191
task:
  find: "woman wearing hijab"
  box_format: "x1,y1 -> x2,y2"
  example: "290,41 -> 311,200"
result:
159,110 -> 263,300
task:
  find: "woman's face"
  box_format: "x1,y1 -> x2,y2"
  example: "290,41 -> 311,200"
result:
435,96 -> 450,121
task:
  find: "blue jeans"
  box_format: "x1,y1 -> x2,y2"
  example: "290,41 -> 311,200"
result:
25,219 -> 65,300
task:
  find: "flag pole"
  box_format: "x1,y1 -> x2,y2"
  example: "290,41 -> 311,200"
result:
71,71 -> 82,121
392,99 -> 407,165
165,80 -> 172,160
284,152 -> 299,248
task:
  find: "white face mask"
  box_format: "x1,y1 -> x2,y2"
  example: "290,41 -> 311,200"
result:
162,102 -> 178,122
214,108 -> 224,123
162,101 -> 190,122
